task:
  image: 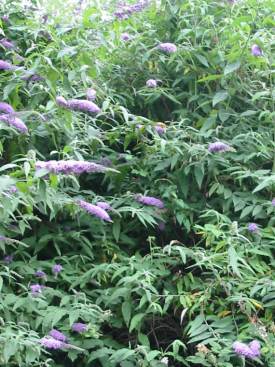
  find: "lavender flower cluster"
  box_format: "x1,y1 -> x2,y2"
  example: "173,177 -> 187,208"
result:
77,200 -> 112,222
158,42 -> 177,53
0,60 -> 14,70
114,0 -> 149,20
35,160 -> 107,175
233,340 -> 261,359
40,323 -> 88,349
0,39 -> 15,49
56,96 -> 100,114
135,194 -> 164,209
208,142 -> 230,153
146,79 -> 158,88
0,101 -> 28,133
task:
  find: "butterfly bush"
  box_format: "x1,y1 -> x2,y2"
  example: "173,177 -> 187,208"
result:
114,0 -> 149,20
77,200 -> 112,222
0,102 -> 15,114
146,79 -> 158,88
71,323 -> 87,333
30,284 -> 43,296
96,201 -> 112,210
52,264 -> 62,275
0,39 -> 15,49
136,194 -> 164,208
35,160 -> 107,175
121,32 -> 131,41
39,337 -> 65,349
208,142 -> 230,153
233,340 -> 261,359
86,88 -> 97,101
158,42 -> 177,53
251,44 -> 262,56
154,122 -> 166,135
0,114 -> 28,133
0,60 -> 14,70
49,329 -> 67,342
35,270 -> 46,278
248,223 -> 259,233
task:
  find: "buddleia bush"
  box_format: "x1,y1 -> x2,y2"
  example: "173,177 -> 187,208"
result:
0,0 -> 274,366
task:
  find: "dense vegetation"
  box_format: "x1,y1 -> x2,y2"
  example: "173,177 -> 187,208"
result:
0,0 -> 274,366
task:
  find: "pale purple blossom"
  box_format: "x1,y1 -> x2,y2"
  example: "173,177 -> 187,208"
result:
52,264 -> 62,274
158,43 -> 177,53
114,0 -> 149,20
154,123 -> 166,135
208,142 -> 230,153
9,186 -> 17,193
35,160 -> 107,175
71,322 -> 87,333
30,284 -> 43,296
249,340 -> 261,357
248,223 -> 258,233
0,114 -> 28,133
0,60 -> 13,70
271,198 -> 275,206
0,102 -> 15,114
39,336 -> 65,349
67,99 -> 101,114
96,201 -> 111,211
251,44 -> 262,57
22,73 -> 44,83
56,96 -> 68,107
0,236 -> 7,241
233,340 -> 261,359
136,195 -> 164,208
35,270 -> 46,278
77,200 -> 112,222
49,329 -> 67,342
121,32 -> 131,41
146,79 -> 158,88
86,88 -> 97,101
0,39 -> 14,49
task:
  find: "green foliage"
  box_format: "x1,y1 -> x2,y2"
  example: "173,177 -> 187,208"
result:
0,0 -> 274,366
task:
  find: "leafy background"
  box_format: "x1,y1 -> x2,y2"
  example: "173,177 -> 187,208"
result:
0,0 -> 274,366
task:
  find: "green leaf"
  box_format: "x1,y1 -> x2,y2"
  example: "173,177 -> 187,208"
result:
122,301 -> 131,327
224,60 -> 241,75
129,313 -> 145,332
213,91 -> 229,106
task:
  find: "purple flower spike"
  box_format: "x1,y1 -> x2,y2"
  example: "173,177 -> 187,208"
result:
114,0 -> 149,20
158,43 -> 177,53
49,329 -> 67,342
0,39 -> 14,49
248,223 -> 258,233
136,194 -> 164,209
77,200 -> 112,222
35,270 -> 46,278
208,142 -> 230,153
146,79 -> 158,88
39,336 -> 65,349
96,201 -> 111,211
3,255 -> 13,264
249,340 -> 261,357
251,44 -> 262,57
0,102 -> 14,114
154,123 -> 166,135
35,160 -> 107,175
271,198 -> 275,206
233,340 -> 261,359
0,60 -> 14,70
0,114 -> 28,133
72,322 -> 87,333
56,96 -> 68,108
121,32 -> 131,41
86,88 -> 97,101
30,284 -> 43,296
52,264 -> 62,275
67,99 -> 101,114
